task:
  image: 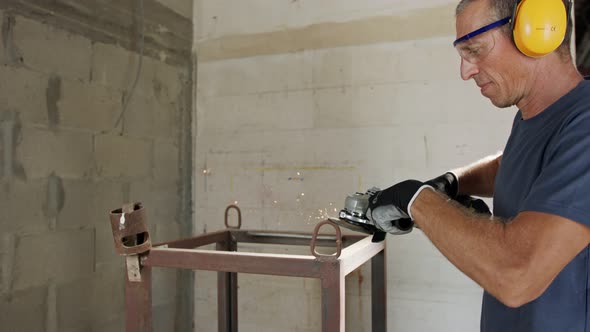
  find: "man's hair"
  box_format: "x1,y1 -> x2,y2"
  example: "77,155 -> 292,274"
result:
455,0 -> 572,59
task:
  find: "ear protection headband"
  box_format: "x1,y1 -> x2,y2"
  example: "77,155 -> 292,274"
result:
510,0 -> 571,57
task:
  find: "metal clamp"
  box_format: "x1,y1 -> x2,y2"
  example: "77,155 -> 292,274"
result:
109,203 -> 151,282
109,202 -> 151,256
311,220 -> 342,259
224,205 -> 242,229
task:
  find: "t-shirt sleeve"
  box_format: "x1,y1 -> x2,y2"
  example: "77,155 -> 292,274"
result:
521,111 -> 590,227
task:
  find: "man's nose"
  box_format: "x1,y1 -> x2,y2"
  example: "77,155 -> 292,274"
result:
460,58 -> 479,80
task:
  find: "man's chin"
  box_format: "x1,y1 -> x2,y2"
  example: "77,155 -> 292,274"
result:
489,97 -> 513,108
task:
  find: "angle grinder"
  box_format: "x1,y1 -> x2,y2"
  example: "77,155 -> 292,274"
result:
329,191 -> 414,242
329,189 -> 491,242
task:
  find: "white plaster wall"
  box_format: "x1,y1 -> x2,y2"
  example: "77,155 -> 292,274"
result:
193,1 -> 515,331
194,0 -> 457,39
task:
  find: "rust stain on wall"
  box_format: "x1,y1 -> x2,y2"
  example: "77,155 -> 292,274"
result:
197,4 -> 456,61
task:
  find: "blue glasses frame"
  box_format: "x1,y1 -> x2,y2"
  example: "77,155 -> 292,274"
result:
453,16 -> 511,47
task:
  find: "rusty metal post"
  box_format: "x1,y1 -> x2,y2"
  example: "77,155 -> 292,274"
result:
371,250 -> 387,332
216,233 -> 238,332
217,205 -> 240,332
311,221 -> 345,332
320,262 -> 345,332
125,263 -> 152,332
109,203 -> 153,332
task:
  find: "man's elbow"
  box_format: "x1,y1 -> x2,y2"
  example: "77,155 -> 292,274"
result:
493,274 -> 549,308
495,291 -> 532,308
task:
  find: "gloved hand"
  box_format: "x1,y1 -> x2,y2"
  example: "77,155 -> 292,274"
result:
425,172 -> 458,198
366,180 -> 432,234
454,195 -> 491,215
426,172 -> 491,215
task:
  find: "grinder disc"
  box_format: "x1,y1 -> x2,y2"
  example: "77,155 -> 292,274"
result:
328,216 -> 379,234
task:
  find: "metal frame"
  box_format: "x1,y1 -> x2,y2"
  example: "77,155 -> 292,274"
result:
110,204 -> 387,332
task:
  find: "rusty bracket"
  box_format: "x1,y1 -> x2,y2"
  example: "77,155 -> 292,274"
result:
311,220 -> 342,260
224,204 -> 242,229
109,203 -> 152,256
109,202 -> 152,282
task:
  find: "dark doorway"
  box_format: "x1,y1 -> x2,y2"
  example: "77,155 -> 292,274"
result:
576,0 -> 590,75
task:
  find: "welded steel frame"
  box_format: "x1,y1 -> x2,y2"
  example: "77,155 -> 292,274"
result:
112,205 -> 387,332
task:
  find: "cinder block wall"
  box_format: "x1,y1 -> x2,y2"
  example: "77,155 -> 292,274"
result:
0,0 -> 193,331
194,1 -> 515,331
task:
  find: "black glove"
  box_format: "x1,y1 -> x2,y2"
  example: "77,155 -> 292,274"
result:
454,195 -> 491,215
367,180 -> 429,234
369,180 -> 424,215
366,179 -> 491,235
425,172 -> 458,198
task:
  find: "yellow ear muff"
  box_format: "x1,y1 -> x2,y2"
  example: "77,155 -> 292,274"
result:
512,0 -> 567,57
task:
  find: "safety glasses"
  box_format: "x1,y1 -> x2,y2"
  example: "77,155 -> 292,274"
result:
453,17 -> 511,63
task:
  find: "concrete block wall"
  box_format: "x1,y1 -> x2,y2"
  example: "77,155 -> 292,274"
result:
0,1 -> 193,330
194,1 -> 515,331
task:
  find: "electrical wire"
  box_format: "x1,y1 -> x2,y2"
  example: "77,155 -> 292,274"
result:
112,0 -> 145,131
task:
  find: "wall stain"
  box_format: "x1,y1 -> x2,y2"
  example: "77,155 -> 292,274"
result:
43,173 -> 65,219
1,13 -> 24,66
0,111 -> 26,181
357,269 -> 364,320
153,77 -> 163,102
46,74 -> 62,130
0,0 -> 191,66
196,4 -> 456,61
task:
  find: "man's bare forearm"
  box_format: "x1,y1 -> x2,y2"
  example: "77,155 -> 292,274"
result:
410,188 -> 534,306
410,188 -> 590,307
452,152 -> 503,197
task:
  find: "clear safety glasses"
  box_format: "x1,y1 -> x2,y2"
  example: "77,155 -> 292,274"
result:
453,17 -> 511,64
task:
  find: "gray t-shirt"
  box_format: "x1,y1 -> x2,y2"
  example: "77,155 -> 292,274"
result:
483,78 -> 590,332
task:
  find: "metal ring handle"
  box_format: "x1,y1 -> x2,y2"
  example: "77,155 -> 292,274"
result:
224,205 -> 242,229
310,220 -> 342,259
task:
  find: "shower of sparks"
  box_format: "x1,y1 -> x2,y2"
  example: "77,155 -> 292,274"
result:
305,207 -> 336,224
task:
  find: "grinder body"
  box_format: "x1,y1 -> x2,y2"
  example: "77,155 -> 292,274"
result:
334,191 -> 414,239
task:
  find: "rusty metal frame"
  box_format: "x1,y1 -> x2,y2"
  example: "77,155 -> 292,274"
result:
110,205 -> 387,332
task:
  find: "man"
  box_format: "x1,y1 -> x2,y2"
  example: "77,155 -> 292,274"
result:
368,0 -> 590,330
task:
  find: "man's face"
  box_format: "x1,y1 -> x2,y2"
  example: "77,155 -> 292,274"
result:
455,0 -> 530,108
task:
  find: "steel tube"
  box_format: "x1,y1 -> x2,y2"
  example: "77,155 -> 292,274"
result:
217,238 -> 238,332
339,236 -> 385,275
143,247 -> 323,278
371,250 -> 387,332
321,263 -> 345,332
230,230 -> 364,247
125,263 -> 152,332
153,230 -> 230,249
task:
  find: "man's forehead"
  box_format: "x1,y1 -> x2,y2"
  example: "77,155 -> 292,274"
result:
455,0 -> 493,37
